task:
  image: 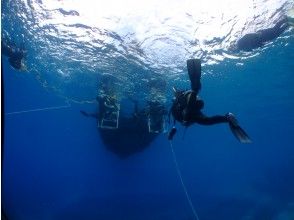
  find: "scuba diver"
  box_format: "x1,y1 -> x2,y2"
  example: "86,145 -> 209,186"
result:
236,16 -> 291,51
1,40 -> 27,70
80,74 -> 121,128
96,93 -> 119,127
169,59 -> 251,143
80,92 -> 119,128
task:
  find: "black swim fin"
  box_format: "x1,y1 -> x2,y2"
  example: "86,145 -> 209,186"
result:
187,59 -> 201,94
229,122 -> 252,143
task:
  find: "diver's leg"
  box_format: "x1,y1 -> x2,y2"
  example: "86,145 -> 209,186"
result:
193,112 -> 251,143
194,113 -> 228,125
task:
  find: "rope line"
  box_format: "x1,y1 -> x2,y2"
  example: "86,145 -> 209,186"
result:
169,141 -> 200,220
5,103 -> 71,115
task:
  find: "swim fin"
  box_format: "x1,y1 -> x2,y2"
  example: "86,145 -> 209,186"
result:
187,59 -> 201,94
229,122 -> 252,143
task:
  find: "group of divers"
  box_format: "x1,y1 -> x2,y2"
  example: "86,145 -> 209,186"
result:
80,58 -> 251,144
3,15 -> 293,156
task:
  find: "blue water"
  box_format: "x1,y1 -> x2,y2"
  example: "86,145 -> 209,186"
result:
2,1 -> 294,220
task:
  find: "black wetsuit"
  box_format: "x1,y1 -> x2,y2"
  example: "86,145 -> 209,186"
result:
170,59 -> 251,143
170,90 -> 228,127
1,41 -> 25,70
237,17 -> 289,51
170,59 -> 229,126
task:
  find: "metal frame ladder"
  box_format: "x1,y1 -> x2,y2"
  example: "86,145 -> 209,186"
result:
148,114 -> 168,133
98,104 -> 120,129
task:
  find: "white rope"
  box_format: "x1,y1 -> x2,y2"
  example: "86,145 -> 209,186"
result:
5,103 -> 71,115
169,141 -> 200,220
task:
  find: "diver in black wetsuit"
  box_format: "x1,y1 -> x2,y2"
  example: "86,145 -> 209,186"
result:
1,40 -> 26,70
236,17 -> 290,51
170,89 -> 231,126
169,59 -> 251,143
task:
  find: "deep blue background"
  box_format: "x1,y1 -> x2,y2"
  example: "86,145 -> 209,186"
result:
2,36 -> 294,219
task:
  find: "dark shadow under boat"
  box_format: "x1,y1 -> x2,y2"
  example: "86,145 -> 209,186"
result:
98,116 -> 159,158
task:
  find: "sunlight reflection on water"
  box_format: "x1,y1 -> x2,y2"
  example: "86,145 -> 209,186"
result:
2,0 -> 293,101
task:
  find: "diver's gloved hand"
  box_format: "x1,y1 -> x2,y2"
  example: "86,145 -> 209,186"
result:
226,112 -> 239,127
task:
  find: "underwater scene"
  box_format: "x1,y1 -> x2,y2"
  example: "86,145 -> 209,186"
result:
2,0 -> 294,219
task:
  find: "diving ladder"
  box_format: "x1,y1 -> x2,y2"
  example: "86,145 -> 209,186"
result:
148,115 -> 168,133
98,104 -> 120,129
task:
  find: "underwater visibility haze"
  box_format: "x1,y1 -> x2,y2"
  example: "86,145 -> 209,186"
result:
2,0 -> 294,219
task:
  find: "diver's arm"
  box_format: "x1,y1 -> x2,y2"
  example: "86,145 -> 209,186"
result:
80,110 -> 98,118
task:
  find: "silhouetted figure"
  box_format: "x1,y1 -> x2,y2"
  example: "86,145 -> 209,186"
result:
236,17 -> 290,51
169,59 -> 251,143
1,40 -> 26,70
